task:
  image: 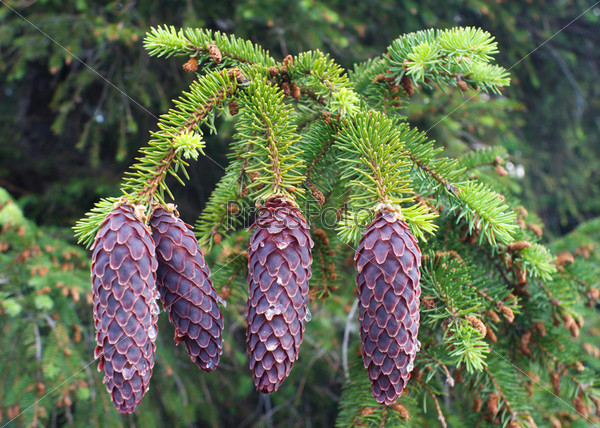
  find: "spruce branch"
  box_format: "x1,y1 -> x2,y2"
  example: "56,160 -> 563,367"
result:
287,50 -> 354,104
519,243 -> 557,281
74,69 -> 241,247
455,182 -> 518,246
232,76 -> 305,201
144,25 -> 276,67
459,146 -> 508,170
396,127 -> 517,246
386,27 -> 510,94
334,111 -> 437,243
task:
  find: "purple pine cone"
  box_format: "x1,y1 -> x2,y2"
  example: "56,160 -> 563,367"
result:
247,197 -> 313,393
150,206 -> 223,371
91,203 -> 159,413
355,209 -> 421,405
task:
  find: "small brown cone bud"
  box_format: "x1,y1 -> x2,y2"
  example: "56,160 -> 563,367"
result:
360,407 -> 375,416
390,402 -> 410,420
457,78 -> 468,91
473,396 -> 482,412
241,183 -> 249,198
550,370 -> 561,395
527,223 -> 543,237
306,181 -> 325,206
281,81 -> 291,97
549,416 -> 562,428
283,55 -> 293,69
268,66 -> 278,77
507,241 -> 531,252
248,171 -> 260,182
573,395 -> 589,419
563,313 -> 575,329
208,44 -> 222,63
422,298 -> 436,309
373,73 -> 386,83
486,327 -> 498,343
517,206 -> 528,217
495,165 -> 508,176
591,396 -> 600,417
576,244 -> 593,259
219,285 -> 231,301
227,68 -> 245,83
569,323 -> 580,338
465,315 -> 487,337
7,405 -> 19,420
516,265 -> 527,286
520,330 -> 532,356
488,310 -> 501,324
228,101 -> 239,116
487,392 -> 498,416
555,251 -> 575,266
183,58 -> 198,73
401,74 -> 414,95
499,305 -> 515,323
290,83 -> 301,100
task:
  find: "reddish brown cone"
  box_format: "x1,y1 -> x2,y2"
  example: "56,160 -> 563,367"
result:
247,197 -> 313,393
91,203 -> 159,413
150,206 -> 223,371
355,208 -> 421,405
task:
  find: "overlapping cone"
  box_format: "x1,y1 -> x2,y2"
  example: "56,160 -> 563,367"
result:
247,197 -> 313,393
354,209 -> 421,405
91,203 -> 159,413
150,206 -> 223,371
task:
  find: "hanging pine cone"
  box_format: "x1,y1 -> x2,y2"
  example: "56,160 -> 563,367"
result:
91,203 -> 159,413
247,196 -> 313,393
150,206 -> 223,371
355,207 -> 421,405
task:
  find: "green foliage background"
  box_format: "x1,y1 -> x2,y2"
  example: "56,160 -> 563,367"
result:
0,1 -> 599,427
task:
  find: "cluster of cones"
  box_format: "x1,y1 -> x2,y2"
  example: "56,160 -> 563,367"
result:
90,199 -> 421,412
91,203 -> 223,413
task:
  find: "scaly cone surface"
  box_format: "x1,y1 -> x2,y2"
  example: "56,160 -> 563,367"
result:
150,206 -> 223,371
247,197 -> 314,393
91,203 -> 159,413
354,208 -> 421,405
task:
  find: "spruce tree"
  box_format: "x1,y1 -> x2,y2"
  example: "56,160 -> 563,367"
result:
1,25 -> 598,426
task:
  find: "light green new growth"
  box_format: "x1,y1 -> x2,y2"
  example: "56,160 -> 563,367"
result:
387,27 -> 510,94
334,111 -> 437,243
520,243 -> 557,280
144,25 -> 276,67
456,182 -> 517,246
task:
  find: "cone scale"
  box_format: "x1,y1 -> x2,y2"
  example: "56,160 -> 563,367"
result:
247,197 -> 313,393
150,206 -> 224,371
91,203 -> 159,413
354,208 -> 421,405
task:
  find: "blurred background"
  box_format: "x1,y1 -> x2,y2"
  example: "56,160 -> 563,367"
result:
0,0 -> 599,426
